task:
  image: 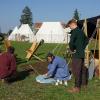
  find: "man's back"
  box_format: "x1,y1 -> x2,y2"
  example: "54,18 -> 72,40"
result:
48,56 -> 70,80
69,27 -> 88,58
54,56 -> 66,67
0,52 -> 16,79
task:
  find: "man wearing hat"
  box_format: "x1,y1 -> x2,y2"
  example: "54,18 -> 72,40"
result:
67,19 -> 89,93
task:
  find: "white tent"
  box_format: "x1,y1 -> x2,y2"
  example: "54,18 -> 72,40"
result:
8,26 -> 19,40
18,24 -> 35,42
36,22 -> 70,43
64,27 -> 71,43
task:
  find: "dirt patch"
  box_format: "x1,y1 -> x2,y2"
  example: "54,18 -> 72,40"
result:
20,61 -> 48,75
31,61 -> 48,74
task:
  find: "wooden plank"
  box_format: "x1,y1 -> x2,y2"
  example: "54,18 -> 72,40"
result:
26,42 -> 37,59
26,40 -> 44,61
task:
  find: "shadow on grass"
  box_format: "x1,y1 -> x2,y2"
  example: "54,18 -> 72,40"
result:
36,52 -> 45,56
16,57 -> 27,65
8,68 -> 33,83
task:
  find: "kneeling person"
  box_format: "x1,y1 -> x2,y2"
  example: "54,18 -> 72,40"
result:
36,53 -> 71,86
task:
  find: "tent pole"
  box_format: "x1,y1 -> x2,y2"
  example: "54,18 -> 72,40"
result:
84,19 -> 89,67
98,28 -> 100,79
94,31 -> 98,56
97,19 -> 100,78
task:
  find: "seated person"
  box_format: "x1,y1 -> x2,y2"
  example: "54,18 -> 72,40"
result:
36,53 -> 71,86
0,46 -> 16,83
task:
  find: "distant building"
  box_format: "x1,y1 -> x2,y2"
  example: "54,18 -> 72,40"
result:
34,23 -> 42,30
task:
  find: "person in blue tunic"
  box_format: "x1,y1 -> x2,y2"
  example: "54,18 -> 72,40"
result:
36,53 -> 71,85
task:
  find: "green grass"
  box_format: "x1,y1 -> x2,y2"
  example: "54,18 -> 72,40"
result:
0,41 -> 100,100
11,41 -> 67,66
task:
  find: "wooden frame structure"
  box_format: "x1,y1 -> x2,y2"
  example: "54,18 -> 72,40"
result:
4,38 -> 11,51
99,28 -> 100,78
26,40 -> 44,61
97,19 -> 100,78
83,19 -> 90,67
84,18 -> 100,78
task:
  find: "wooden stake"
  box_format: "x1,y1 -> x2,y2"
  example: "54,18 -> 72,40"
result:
96,19 -> 100,78
4,38 -> 11,51
84,19 -> 90,67
98,28 -> 100,78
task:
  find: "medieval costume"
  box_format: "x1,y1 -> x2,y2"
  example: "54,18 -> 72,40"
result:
69,27 -> 88,88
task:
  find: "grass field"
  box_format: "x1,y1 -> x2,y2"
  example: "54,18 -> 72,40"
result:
0,41 -> 100,100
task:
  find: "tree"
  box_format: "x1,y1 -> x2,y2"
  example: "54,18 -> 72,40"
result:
20,6 -> 33,27
73,9 -> 80,20
7,29 -> 12,35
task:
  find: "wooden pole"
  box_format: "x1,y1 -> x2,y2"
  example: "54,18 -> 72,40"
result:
84,19 -> 90,67
94,32 -> 98,56
97,19 -> 100,78
98,28 -> 100,79
4,38 -> 11,51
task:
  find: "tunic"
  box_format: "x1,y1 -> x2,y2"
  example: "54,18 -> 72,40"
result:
47,56 -> 70,80
69,27 -> 88,58
0,52 -> 16,79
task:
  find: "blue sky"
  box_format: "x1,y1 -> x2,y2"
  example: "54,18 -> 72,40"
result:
0,0 -> 100,32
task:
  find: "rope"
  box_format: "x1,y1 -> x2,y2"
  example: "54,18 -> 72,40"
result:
52,43 -> 61,54
94,31 -> 98,56
52,35 -> 67,55
56,44 -> 64,55
28,65 -> 40,75
89,28 -> 97,42
52,43 -> 65,56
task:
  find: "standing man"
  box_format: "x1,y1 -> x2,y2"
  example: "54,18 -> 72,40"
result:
67,19 -> 88,93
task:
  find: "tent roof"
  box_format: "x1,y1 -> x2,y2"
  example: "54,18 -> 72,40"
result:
11,26 -> 19,35
78,15 -> 100,26
36,22 -> 66,35
77,15 -> 100,37
34,23 -> 42,29
18,24 -> 34,35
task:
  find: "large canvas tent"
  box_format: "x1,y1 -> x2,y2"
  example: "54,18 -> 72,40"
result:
8,26 -> 19,40
64,27 -> 71,43
18,24 -> 35,42
9,24 -> 35,42
36,22 -> 70,43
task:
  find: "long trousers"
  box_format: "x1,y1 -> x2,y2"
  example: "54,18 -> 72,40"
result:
71,58 -> 88,88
